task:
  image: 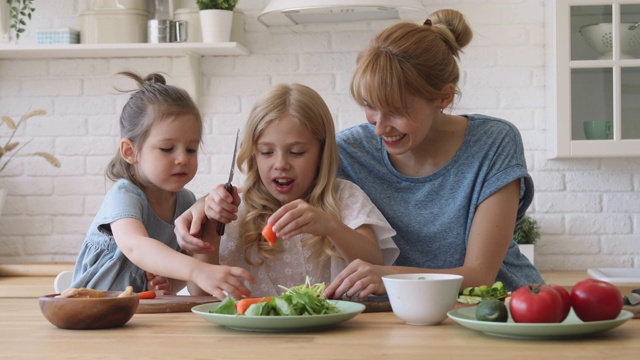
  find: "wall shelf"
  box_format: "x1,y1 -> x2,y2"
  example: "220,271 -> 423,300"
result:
0,42 -> 249,59
0,42 -> 250,102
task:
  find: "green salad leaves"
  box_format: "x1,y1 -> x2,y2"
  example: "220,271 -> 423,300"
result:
212,277 -> 341,316
457,281 -> 509,304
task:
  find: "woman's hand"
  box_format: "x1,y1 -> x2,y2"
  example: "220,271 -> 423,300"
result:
324,259 -> 388,299
174,197 -> 215,254
204,184 -> 240,225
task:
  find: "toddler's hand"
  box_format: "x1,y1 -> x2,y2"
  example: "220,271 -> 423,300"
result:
146,272 -> 171,295
192,264 -> 255,300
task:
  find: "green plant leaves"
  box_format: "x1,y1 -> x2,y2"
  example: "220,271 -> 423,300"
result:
6,0 -> 35,40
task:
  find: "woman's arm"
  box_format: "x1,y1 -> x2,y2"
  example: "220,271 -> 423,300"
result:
457,179 -> 520,286
324,179 -> 520,298
174,196 -> 216,254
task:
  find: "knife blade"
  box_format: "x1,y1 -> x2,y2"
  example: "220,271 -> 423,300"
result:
216,129 -> 239,236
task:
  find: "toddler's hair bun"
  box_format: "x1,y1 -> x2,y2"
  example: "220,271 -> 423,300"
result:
144,73 -> 167,86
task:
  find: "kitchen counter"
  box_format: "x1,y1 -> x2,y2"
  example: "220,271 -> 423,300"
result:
0,269 -> 639,359
1,297 -> 638,359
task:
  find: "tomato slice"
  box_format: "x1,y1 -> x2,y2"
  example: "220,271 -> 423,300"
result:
138,291 -> 157,300
262,223 -> 277,246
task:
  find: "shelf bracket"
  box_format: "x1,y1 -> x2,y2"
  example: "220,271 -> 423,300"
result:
174,52 -> 202,105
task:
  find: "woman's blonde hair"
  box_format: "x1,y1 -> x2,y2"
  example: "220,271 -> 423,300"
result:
106,71 -> 202,188
350,9 -> 473,119
236,83 -> 341,266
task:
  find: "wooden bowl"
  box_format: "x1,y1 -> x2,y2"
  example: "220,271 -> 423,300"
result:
39,291 -> 139,330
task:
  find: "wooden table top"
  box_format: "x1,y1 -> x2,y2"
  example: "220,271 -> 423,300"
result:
1,270 -> 639,359
0,297 -> 637,359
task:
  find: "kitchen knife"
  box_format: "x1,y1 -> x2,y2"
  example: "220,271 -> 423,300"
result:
216,129 -> 239,236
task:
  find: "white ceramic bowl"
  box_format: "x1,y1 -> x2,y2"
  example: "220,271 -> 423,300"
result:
579,23 -> 640,59
382,273 -> 463,326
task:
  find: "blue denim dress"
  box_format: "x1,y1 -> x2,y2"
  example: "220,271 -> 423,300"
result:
71,179 -> 196,292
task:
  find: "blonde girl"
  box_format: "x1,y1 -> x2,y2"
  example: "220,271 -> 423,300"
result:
176,83 -> 398,297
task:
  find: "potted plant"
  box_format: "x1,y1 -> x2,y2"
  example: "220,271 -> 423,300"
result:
1,109 -> 61,214
5,0 -> 36,41
513,215 -> 540,264
197,0 -> 238,43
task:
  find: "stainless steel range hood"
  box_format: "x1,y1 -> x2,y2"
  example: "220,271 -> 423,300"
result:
258,0 -> 426,27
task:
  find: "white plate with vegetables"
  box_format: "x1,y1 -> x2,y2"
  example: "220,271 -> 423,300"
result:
191,277 -> 365,332
447,306 -> 633,339
192,300 -> 365,332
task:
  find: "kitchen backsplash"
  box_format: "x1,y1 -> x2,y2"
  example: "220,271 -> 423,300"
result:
0,0 -> 638,270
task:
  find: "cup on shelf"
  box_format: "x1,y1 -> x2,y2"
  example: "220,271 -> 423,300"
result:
583,120 -> 612,140
148,19 -> 187,43
174,8 -> 201,43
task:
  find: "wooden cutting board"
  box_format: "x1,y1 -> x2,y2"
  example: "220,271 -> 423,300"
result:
136,295 -> 219,314
343,295 -> 392,313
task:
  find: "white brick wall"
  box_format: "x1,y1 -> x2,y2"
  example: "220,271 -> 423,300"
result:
0,0 -> 638,270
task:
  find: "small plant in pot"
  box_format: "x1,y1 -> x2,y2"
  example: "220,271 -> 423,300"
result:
196,0 -> 238,11
197,0 -> 238,43
513,215 -> 540,264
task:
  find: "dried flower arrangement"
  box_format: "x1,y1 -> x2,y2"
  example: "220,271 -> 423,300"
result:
1,109 -> 60,174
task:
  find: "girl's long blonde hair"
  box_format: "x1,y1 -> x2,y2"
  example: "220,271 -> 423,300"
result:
236,83 -> 341,266
350,9 -> 473,119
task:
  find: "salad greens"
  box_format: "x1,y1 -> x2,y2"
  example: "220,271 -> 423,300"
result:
457,281 -> 509,304
212,276 -> 341,316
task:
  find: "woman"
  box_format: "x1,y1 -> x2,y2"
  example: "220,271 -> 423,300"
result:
323,9 -> 543,299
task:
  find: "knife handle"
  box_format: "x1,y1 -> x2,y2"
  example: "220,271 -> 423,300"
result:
216,182 -> 234,236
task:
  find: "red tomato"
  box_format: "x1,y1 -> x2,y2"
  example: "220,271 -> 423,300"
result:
571,279 -> 623,322
549,284 -> 572,322
509,284 -> 564,323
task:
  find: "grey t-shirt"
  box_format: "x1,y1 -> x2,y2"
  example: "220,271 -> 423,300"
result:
71,178 -> 196,292
336,114 -> 543,291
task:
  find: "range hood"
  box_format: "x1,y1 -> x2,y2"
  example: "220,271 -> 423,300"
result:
258,0 -> 426,27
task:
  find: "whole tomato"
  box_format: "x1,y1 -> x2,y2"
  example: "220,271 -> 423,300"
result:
571,279 -> 623,322
509,284 -> 564,323
549,284 -> 572,322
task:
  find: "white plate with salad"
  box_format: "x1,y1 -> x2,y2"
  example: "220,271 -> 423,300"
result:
192,300 -> 365,332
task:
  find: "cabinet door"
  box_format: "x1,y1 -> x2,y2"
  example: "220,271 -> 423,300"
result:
547,0 -> 640,158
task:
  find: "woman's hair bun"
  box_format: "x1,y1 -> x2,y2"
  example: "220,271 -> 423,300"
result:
429,9 -> 473,51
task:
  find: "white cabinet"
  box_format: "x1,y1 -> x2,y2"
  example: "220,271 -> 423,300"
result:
547,0 -> 640,158
0,42 -> 250,102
